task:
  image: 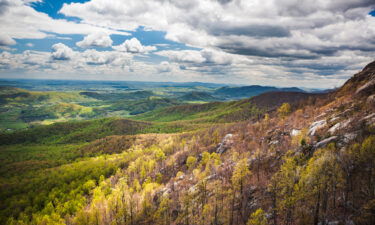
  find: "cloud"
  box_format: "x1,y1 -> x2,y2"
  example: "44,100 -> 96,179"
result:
156,50 -> 205,64
0,0 -> 129,41
76,32 -> 113,48
0,0 -> 12,16
113,38 -> 156,53
1,47 -> 372,88
156,48 -> 249,65
157,61 -> 172,73
51,43 -> 75,60
60,0 -> 375,62
1,48 -> 135,78
1,0 -> 375,88
0,34 -> 16,46
82,49 -> 131,65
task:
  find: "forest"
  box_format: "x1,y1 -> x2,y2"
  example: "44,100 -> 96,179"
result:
0,61 -> 374,225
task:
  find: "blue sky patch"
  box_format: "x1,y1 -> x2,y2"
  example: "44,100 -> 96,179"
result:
30,0 -> 90,20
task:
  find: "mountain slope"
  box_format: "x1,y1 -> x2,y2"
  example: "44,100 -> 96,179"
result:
136,91 -> 319,123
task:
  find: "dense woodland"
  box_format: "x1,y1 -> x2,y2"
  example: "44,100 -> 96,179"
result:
0,61 -> 375,225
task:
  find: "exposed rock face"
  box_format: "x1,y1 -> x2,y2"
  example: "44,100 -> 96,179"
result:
343,132 -> 358,144
367,94 -> 375,107
313,136 -> 338,149
355,79 -> 375,96
216,134 -> 234,154
328,123 -> 341,134
291,129 -> 301,136
329,117 -> 340,123
269,140 -> 279,145
362,113 -> 375,126
328,119 -> 351,134
309,120 -> 327,136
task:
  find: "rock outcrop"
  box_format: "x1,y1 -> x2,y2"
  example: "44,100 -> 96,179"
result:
308,120 -> 327,136
216,134 -> 234,154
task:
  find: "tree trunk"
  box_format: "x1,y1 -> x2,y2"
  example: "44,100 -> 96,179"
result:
230,190 -> 235,225
272,191 -> 277,225
314,189 -> 321,225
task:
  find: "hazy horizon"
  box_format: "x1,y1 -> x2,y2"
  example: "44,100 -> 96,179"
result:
0,77 -> 333,90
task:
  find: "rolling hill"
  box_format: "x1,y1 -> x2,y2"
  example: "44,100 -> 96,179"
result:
177,91 -> 219,102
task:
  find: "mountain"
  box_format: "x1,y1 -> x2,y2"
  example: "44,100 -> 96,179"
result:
0,62 -> 374,225
214,85 -> 305,99
249,91 -> 323,109
136,91 -> 319,123
177,91 -> 219,102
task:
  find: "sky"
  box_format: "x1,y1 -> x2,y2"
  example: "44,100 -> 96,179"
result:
0,0 -> 374,88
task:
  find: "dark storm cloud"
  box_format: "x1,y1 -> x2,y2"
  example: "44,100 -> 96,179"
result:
209,24 -> 291,38
0,0 -> 11,16
217,0 -> 233,5
219,45 -> 319,59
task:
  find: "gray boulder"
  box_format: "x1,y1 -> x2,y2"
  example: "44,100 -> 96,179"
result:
308,120 -> 327,136
314,136 -> 338,149
216,134 -> 234,154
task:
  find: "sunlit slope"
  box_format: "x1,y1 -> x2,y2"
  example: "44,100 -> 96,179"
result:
135,91 -> 318,123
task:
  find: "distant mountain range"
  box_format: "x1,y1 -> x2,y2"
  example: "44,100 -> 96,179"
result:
213,85 -> 305,99
177,91 -> 219,102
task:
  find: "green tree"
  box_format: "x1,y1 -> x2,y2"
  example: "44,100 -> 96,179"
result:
277,103 -> 291,118
231,158 -> 251,224
247,208 -> 268,225
297,144 -> 344,225
270,152 -> 300,225
186,156 -> 197,170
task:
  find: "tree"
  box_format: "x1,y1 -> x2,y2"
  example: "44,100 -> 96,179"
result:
186,156 -> 197,171
297,144 -> 344,225
247,208 -> 268,225
277,103 -> 291,118
254,148 -> 263,182
232,159 -> 251,192
231,158 -> 251,224
154,195 -> 171,225
270,152 -> 300,225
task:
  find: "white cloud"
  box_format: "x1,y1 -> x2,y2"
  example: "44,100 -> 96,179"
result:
82,49 -> 132,66
157,61 -> 173,73
156,50 -> 205,64
113,38 -> 156,53
51,43 -> 75,60
59,0 -> 375,83
0,34 -> 16,46
76,32 -> 113,48
1,47 -> 371,88
0,0 -> 129,41
156,48 -> 250,65
1,46 -> 137,80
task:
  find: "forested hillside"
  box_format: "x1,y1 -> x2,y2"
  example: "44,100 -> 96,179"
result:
0,61 -> 374,225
